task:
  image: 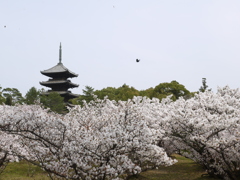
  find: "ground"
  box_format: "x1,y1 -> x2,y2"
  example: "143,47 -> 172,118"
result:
0,155 -> 221,180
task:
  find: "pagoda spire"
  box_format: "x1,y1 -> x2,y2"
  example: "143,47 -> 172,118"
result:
59,43 -> 62,63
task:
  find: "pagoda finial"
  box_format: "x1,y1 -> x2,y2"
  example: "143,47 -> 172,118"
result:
59,43 -> 62,63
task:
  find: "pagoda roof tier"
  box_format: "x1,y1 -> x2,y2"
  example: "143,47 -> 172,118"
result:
42,91 -> 79,98
40,80 -> 79,88
41,62 -> 78,78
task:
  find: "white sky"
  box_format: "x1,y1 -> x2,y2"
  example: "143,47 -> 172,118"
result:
1,0 -> 240,95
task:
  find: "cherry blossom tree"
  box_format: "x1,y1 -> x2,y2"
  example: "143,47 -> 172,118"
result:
0,97 -> 175,179
0,104 -> 68,178
0,132 -> 15,174
60,97 -> 176,179
162,86 -> 240,180
2,86 -> 239,180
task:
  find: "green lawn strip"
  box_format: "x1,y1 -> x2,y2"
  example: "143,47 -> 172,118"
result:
0,155 -> 222,180
129,154 -> 221,180
0,160 -> 49,180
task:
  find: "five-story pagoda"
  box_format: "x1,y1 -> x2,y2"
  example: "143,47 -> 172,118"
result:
40,43 -> 79,102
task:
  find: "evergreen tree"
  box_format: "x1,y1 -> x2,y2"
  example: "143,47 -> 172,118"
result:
0,86 -> 5,104
2,88 -> 24,105
40,92 -> 65,113
71,86 -> 95,106
25,87 -> 40,105
5,96 -> 12,106
199,78 -> 211,92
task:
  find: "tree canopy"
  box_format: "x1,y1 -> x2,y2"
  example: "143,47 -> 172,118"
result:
71,81 -> 192,105
0,78 -> 208,111
152,80 -> 191,101
24,87 -> 40,105
40,92 -> 65,113
0,86 -> 5,105
199,78 -> 211,92
71,86 -> 95,106
2,88 -> 24,105
94,84 -> 139,101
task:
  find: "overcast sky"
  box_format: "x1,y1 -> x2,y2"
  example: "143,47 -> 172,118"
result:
1,0 -> 240,95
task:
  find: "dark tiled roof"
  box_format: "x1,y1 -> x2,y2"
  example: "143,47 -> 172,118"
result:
40,80 -> 79,87
41,63 -> 78,77
41,91 -> 79,98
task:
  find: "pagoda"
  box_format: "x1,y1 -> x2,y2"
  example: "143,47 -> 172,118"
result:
40,43 -> 79,102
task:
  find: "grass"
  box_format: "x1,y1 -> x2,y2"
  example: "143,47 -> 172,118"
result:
129,155 -> 221,180
0,155 -> 221,180
0,160 -> 49,180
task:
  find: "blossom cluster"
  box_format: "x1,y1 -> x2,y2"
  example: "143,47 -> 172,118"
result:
161,86 -> 240,180
0,86 -> 239,180
0,97 -> 175,179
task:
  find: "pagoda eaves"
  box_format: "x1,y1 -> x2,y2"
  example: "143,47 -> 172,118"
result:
40,62 -> 78,78
41,91 -> 79,99
40,79 -> 79,89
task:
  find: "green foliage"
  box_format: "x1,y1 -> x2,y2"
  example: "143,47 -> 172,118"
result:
0,80 -> 193,107
24,87 -> 40,105
0,86 -> 5,105
71,86 -> 95,105
94,84 -> 140,101
199,78 -> 211,92
40,92 -> 65,113
94,84 -> 139,101
153,80 -> 191,101
74,81 -> 192,104
94,87 -> 117,100
115,84 -> 140,101
5,96 -> 12,106
82,85 -> 95,102
139,88 -> 154,98
129,154 -> 221,180
2,88 -> 24,105
1,160 -> 48,180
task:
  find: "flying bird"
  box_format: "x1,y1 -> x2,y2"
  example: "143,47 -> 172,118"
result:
136,59 -> 140,62
4,26 -> 6,28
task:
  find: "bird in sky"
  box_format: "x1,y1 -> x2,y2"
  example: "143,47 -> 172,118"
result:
4,26 -> 6,28
136,59 -> 140,62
